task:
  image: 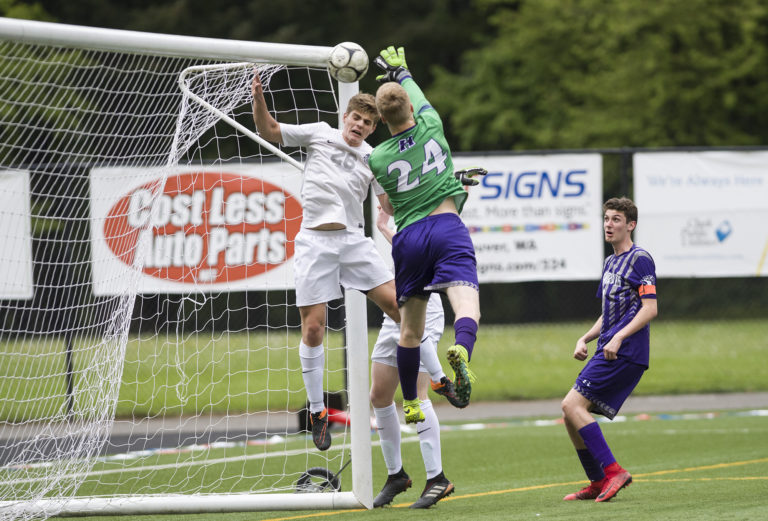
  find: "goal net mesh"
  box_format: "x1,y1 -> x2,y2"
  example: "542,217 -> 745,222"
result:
0,35 -> 354,520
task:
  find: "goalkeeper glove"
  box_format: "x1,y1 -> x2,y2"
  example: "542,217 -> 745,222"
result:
374,46 -> 411,83
454,167 -> 488,186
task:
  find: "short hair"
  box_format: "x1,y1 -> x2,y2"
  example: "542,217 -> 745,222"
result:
346,93 -> 379,123
375,83 -> 411,126
603,196 -> 638,223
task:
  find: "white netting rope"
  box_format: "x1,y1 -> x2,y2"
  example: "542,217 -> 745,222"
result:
0,34 -> 352,520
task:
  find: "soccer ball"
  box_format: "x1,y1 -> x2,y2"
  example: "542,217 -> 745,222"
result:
327,42 -> 369,83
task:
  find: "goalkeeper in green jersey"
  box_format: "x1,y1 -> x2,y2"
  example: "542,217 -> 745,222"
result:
368,46 -> 481,431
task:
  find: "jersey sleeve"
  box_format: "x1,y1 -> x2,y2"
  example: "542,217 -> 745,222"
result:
632,253 -> 657,299
371,177 -> 385,196
279,122 -> 329,147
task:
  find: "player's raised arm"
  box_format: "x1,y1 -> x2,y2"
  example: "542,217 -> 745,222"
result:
251,71 -> 282,144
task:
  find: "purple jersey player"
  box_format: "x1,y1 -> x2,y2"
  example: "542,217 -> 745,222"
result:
561,197 -> 658,503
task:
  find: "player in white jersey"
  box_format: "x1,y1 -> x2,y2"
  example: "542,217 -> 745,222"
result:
252,72 -> 398,451
370,207 -> 456,509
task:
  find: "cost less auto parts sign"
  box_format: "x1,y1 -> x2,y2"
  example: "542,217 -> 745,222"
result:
90,164 -> 302,295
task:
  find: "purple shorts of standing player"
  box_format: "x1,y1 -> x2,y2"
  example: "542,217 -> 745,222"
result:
573,357 -> 646,420
391,213 -> 478,305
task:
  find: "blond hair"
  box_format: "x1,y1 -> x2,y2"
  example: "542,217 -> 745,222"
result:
346,93 -> 379,123
375,83 -> 411,126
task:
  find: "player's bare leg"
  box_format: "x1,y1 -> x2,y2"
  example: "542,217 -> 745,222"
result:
445,285 -> 481,324
367,280 -> 400,323
299,303 -> 326,347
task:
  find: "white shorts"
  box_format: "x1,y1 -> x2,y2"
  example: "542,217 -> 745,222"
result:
294,227 -> 393,307
371,293 -> 445,371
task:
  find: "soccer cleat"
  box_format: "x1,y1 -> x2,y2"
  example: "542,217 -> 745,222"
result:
309,408 -> 331,451
595,468 -> 632,502
446,344 -> 475,406
402,398 -> 425,424
373,468 -> 412,508
409,472 -> 455,509
431,376 -> 468,408
563,479 -> 605,501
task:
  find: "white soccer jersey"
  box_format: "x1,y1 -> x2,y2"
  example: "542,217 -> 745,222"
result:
280,122 -> 379,230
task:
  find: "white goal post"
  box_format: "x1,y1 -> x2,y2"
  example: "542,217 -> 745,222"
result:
0,17 -> 372,519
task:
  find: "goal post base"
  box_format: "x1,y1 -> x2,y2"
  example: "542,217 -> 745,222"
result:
2,492 -> 369,517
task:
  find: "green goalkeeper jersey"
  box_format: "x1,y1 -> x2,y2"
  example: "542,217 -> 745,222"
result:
368,78 -> 467,230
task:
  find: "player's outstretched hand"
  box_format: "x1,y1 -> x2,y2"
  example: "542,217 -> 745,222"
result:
454,167 -> 488,186
374,46 -> 410,83
251,69 -> 265,100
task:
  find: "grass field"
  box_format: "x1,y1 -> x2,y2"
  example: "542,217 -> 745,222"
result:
67,410 -> 768,521
2,318 -> 766,520
1,318 -> 765,421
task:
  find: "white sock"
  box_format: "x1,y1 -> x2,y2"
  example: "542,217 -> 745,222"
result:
299,342 -> 325,414
417,399 -> 442,479
373,403 -> 402,475
420,337 -> 445,384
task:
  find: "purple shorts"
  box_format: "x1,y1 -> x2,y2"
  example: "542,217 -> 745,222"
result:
573,357 -> 646,419
392,213 -> 478,305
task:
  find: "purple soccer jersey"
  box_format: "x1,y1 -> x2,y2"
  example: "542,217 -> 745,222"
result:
595,244 -> 657,367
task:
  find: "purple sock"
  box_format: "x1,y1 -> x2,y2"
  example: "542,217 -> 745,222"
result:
578,422 -> 616,469
454,317 -> 478,360
576,448 -> 605,482
397,345 -> 420,401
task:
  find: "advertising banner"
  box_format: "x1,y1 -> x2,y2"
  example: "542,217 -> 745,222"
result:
90,163 -> 303,295
0,170 -> 33,299
452,154 -> 604,282
634,151 -> 768,277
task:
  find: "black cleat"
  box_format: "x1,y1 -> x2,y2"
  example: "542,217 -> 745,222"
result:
409,472 -> 455,509
310,408 -> 331,451
373,468 -> 412,508
431,376 -> 468,408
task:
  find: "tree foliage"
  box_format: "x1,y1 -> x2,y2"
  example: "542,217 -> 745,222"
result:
430,0 -> 768,150
6,0 -> 768,151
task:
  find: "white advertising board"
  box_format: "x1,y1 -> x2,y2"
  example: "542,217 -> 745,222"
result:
90,164 -> 303,295
0,170 -> 33,299
454,154 -> 604,282
373,154 -> 604,283
634,151 -> 768,277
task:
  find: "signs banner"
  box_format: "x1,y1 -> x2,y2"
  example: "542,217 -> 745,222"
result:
373,154 -> 604,283
90,164 -> 303,295
0,170 -> 33,299
634,151 -> 768,277
454,154 -> 603,282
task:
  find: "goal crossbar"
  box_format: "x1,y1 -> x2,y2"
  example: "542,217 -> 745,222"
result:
0,17 -> 331,65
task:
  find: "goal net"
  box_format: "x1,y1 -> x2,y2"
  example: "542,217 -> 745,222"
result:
0,18 -> 372,519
